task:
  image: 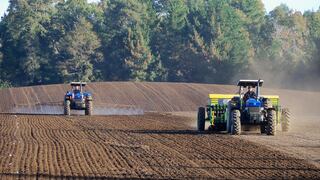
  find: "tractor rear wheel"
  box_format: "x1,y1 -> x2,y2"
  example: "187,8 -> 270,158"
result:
85,100 -> 93,116
231,110 -> 241,135
266,109 -> 276,135
281,108 -> 290,132
197,107 -> 205,131
64,100 -> 71,116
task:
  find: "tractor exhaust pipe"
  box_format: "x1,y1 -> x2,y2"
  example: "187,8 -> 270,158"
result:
257,79 -> 261,99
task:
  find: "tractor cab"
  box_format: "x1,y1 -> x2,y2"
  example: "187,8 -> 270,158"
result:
71,82 -> 86,92
70,82 -> 86,98
236,79 -> 264,109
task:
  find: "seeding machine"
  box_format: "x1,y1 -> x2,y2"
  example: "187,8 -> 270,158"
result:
197,80 -> 290,135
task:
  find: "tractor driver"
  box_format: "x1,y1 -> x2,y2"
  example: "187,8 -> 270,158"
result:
243,86 -> 257,102
74,85 -> 81,94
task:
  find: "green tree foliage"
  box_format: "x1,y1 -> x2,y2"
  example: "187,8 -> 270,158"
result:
0,80 -> 11,89
305,10 -> 320,84
0,0 -> 319,89
55,17 -> 102,82
0,0 -> 56,85
154,0 -> 253,83
0,38 -> 2,65
151,0 -> 189,81
50,0 -> 102,83
99,0 -> 158,81
255,5 -> 313,87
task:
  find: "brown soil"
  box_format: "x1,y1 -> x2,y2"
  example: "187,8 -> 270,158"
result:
240,115 -> 320,168
0,113 -> 319,179
1,82 -> 319,115
0,82 -> 319,179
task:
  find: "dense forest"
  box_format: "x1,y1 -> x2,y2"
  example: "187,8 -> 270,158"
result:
0,0 -> 319,90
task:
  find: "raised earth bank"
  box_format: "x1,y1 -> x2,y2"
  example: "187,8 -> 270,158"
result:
0,82 -> 319,115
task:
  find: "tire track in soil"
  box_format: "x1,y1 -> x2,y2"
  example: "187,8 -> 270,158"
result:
52,115 -> 138,177
140,133 -> 214,179
151,133 -> 316,179
28,88 -> 41,105
68,115 -> 196,178
84,114 -> 320,179
10,115 -> 24,176
75,115 -> 320,179
74,116 -> 151,178
35,116 -> 72,176
0,115 -> 16,174
102,131 -> 156,178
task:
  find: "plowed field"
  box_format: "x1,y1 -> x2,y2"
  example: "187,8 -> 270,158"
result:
0,82 -> 319,179
0,113 -> 319,179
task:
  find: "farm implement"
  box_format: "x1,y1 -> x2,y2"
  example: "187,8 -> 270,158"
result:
197,80 -> 290,135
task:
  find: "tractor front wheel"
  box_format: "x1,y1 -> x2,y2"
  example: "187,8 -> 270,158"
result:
266,109 -> 276,135
64,100 -> 71,116
281,108 -> 290,132
197,107 -> 205,131
231,110 -> 241,135
85,100 -> 93,116
260,122 -> 266,134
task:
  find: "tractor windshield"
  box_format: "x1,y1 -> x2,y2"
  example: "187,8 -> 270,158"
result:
243,86 -> 257,102
72,85 -> 81,94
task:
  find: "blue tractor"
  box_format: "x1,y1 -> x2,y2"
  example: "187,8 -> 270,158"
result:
226,80 -> 277,135
64,82 -> 93,116
197,79 -> 290,135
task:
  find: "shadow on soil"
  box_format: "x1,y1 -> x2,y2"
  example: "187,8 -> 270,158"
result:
129,129 -> 225,135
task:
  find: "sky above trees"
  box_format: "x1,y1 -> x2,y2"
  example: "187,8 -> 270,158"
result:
0,0 -> 319,17
3,0 -> 317,21
262,0 -> 319,12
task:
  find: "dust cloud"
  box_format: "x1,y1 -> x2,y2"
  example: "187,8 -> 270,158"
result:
248,60 -> 320,92
230,60 -> 320,134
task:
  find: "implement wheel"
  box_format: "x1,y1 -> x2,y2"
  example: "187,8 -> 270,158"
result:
85,100 -> 93,116
281,108 -> 290,132
266,109 -> 276,136
231,110 -> 241,135
64,100 -> 71,116
197,107 -> 205,131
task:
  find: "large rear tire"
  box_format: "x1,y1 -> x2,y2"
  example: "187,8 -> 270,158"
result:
266,110 -> 276,135
197,107 -> 205,131
281,108 -> 290,132
85,100 -> 93,116
64,100 -> 71,116
231,110 -> 241,135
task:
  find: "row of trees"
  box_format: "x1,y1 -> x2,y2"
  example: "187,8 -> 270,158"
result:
0,0 -> 319,89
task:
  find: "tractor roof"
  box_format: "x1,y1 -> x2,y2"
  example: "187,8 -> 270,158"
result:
70,82 -> 87,86
237,80 -> 264,87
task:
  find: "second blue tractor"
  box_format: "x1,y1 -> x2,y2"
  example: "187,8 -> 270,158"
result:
64,82 -> 93,116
